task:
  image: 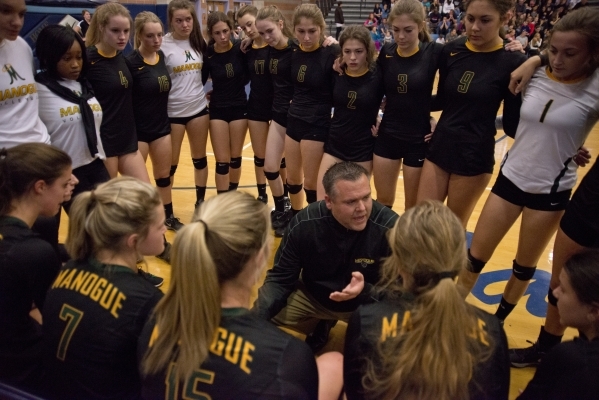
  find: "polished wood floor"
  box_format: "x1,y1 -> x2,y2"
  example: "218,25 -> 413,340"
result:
58,115 -> 599,400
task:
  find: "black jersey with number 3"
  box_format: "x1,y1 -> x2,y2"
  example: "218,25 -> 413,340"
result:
139,308 -> 318,400
246,43 -> 274,111
202,40 -> 248,108
289,44 -> 340,127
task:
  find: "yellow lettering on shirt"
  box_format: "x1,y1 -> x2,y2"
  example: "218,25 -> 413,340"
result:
0,83 -> 36,101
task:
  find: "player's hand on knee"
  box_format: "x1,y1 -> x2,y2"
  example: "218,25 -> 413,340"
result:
329,272 -> 364,302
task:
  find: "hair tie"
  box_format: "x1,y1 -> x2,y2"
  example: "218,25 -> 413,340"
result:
437,271 -> 456,281
198,219 -> 209,233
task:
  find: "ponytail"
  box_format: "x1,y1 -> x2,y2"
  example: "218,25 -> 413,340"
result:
257,6 -> 295,41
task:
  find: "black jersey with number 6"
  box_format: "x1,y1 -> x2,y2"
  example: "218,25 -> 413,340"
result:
202,40 -> 249,108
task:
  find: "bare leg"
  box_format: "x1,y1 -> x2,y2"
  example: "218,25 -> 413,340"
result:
416,159 -> 450,204
186,114 -> 210,188
248,120 -> 269,186
264,121 -> 286,197
446,172 -> 492,229
228,119 -> 249,186
301,140 -> 325,194
402,165 -> 423,211
103,156 -> 119,179
285,135 -> 304,210
148,135 -> 173,208
118,151 -> 150,183
373,155 -> 401,207
210,119 -> 232,192
316,351 -> 344,400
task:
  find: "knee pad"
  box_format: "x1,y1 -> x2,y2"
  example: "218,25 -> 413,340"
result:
169,165 -> 178,177
287,182 -> 303,195
264,170 -> 280,181
513,260 -> 536,281
467,249 -> 487,273
155,177 -> 171,188
230,157 -> 242,170
192,157 -> 207,170
280,157 -> 286,169
305,189 -> 317,204
254,156 -> 265,168
215,162 -> 230,175
547,287 -> 558,306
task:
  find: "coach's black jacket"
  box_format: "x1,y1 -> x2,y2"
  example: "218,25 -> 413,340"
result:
254,201 -> 398,320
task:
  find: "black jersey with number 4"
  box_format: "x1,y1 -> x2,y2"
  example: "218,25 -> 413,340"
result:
289,44 -> 340,127
41,259 -> 163,400
268,40 -> 295,115
246,43 -> 274,111
125,50 -> 171,139
202,40 -> 248,108
139,308 -> 318,400
378,41 -> 443,143
344,292 -> 510,400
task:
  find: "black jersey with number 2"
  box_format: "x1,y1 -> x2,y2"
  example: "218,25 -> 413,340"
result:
202,40 -> 248,108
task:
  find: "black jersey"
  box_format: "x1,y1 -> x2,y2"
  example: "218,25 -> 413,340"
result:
288,43 -> 340,127
0,217 -> 60,387
326,67 -> 384,156
518,336 -> 599,400
268,40 -> 294,115
125,50 -> 171,139
344,292 -> 510,400
41,258 -> 163,400
139,308 -> 318,400
86,47 -> 137,156
202,40 -> 248,108
378,41 -> 443,143
427,37 -> 525,175
246,43 -> 274,110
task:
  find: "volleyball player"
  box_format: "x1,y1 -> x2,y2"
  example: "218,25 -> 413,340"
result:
416,0 -> 527,228
139,192 -> 318,399
457,8 -> 599,327
0,143 -> 71,390
344,201 -> 509,399
41,177 -> 164,399
237,5 -> 275,203
127,12 -> 184,232
202,12 -> 248,194
85,3 -> 150,182
316,25 -> 383,199
162,0 -> 209,210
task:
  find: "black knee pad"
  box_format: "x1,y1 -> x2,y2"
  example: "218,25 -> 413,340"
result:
230,157 -> 242,170
467,249 -> 487,273
169,165 -> 178,177
264,170 -> 280,181
155,177 -> 171,188
547,287 -> 558,306
216,162 -> 230,175
254,156 -> 265,168
513,260 -> 536,281
280,157 -> 286,169
287,182 -> 303,195
192,157 -> 207,170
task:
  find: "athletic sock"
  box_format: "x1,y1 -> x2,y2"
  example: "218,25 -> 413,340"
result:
195,186 -> 206,203
164,203 -> 174,219
274,195 -> 286,212
305,189 -> 317,204
538,325 -> 563,351
283,182 -> 289,197
292,208 -> 301,216
229,182 -> 239,191
257,183 -> 267,198
495,296 -> 516,321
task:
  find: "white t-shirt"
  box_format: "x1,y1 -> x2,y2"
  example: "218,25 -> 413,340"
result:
161,33 -> 207,118
501,68 -> 599,193
37,79 -> 105,169
0,37 -> 50,148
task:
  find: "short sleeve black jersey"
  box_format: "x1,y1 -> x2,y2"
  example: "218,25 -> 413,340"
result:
246,43 -> 274,110
125,50 -> 171,138
139,308 -> 318,400
202,40 -> 248,108
268,40 -> 294,115
0,217 -> 60,385
41,259 -> 163,400
377,41 -> 444,143
328,67 -> 384,149
288,44 -> 340,127
86,47 -> 136,141
344,293 -> 510,400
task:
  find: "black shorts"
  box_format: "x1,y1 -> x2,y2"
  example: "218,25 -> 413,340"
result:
560,161 -> 599,248
137,128 -> 170,144
374,134 -> 427,168
169,107 -> 209,125
426,131 -> 495,176
63,158 -> 110,214
101,131 -> 138,158
272,111 -> 288,128
247,99 -> 273,122
286,115 -> 328,143
325,135 -> 375,163
492,171 -> 571,211
209,105 -> 248,122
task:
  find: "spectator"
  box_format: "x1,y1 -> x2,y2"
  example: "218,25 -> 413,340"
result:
528,32 -> 542,55
379,16 -> 390,32
446,27 -> 458,41
428,6 -> 441,32
373,3 -> 383,22
364,12 -> 378,27
381,3 -> 390,19
438,15 -> 451,37
335,1 -> 344,40
516,29 -> 529,51
370,25 -> 383,50
441,0 -> 455,16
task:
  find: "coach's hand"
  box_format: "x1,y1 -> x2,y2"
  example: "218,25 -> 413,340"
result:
329,272 -> 364,302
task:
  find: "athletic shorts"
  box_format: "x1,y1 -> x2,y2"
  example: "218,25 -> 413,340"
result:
426,131 -> 495,176
101,130 -> 138,158
137,128 -> 170,144
560,161 -> 599,248
169,107 -> 209,125
247,98 -> 273,122
325,135 -> 375,162
209,105 -> 248,122
492,171 -> 571,211
286,115 -> 328,143
272,111 -> 288,128
374,134 -> 427,168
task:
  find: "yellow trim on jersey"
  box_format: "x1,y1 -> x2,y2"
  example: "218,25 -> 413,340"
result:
274,41 -> 290,50
465,39 -> 503,52
215,41 -> 233,53
345,67 -> 369,77
143,53 -> 160,66
97,48 -> 117,58
396,46 -> 419,58
300,43 -> 321,52
252,42 -> 269,49
545,66 -> 590,84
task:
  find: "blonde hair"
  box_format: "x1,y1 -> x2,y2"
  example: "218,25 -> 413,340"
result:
65,177 -> 161,261
365,201 -> 490,400
142,191 -> 271,382
85,3 -> 132,48
256,6 -> 294,41
133,11 -> 163,50
551,7 -> 599,71
339,25 -> 377,70
237,4 -> 258,20
388,0 -> 432,43
292,3 -> 326,41
167,0 -> 207,55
